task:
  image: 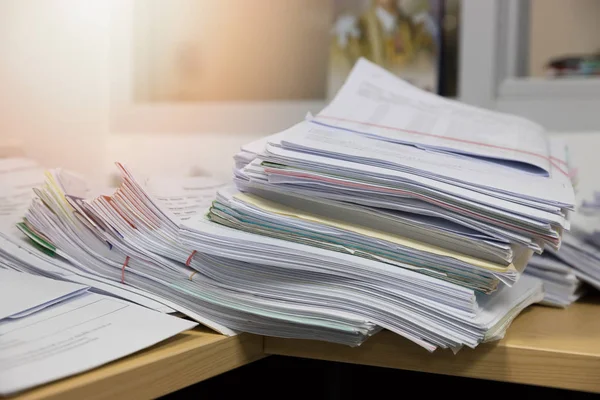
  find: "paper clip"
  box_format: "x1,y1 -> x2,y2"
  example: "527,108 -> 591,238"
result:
185,250 -> 197,267
189,270 -> 198,281
121,256 -> 130,284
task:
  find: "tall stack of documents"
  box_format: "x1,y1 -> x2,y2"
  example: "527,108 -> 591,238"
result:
184,58 -> 572,350
3,59 -> 576,352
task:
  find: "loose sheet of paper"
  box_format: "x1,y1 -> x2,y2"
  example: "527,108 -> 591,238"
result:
0,269 -> 89,320
144,175 -> 228,223
315,58 -> 551,174
0,292 -> 197,395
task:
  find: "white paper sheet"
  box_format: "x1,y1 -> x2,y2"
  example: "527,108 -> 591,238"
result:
315,58 -> 551,174
0,292 -> 197,395
277,122 -> 574,207
0,269 -> 88,320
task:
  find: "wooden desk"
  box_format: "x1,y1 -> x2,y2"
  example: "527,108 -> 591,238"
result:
8,301 -> 600,398
9,329 -> 264,400
265,300 -> 600,393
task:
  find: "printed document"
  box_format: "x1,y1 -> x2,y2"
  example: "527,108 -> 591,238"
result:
0,269 -> 88,320
316,58 -> 552,175
0,292 -> 196,395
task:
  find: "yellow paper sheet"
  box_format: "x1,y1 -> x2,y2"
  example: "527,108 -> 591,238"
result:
234,192 -> 522,273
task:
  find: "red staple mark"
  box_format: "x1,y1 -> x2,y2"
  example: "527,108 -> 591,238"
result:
121,256 -> 130,284
186,250 -> 197,267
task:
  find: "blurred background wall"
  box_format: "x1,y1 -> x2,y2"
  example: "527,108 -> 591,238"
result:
0,0 -> 110,182
0,0 -> 334,182
132,0 -> 331,102
529,0 -> 600,77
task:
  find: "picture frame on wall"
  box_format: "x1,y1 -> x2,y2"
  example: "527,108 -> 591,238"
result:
327,0 -> 444,98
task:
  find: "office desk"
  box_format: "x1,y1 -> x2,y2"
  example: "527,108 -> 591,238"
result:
9,330 -> 263,400
265,299 -> 600,393
9,300 -> 600,399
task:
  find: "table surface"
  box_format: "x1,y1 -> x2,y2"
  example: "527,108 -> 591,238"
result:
8,298 -> 600,399
266,298 -> 600,393
7,330 -> 264,400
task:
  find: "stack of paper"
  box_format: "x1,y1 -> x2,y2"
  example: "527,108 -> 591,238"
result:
14,168 -> 236,335
3,58 -> 574,352
524,253 -> 584,308
524,200 -> 600,307
0,159 -> 229,319
547,222 -> 600,291
0,269 -> 196,396
180,214 -> 544,350
5,156 -> 545,350
181,58 -> 569,350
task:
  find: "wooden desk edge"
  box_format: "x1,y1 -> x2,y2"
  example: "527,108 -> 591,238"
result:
10,331 -> 264,400
9,300 -> 600,397
264,335 -> 600,393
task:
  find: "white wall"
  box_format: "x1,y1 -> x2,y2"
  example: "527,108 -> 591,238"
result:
105,132 -> 261,182
0,0 -> 321,184
132,0 -> 332,102
0,0 -> 110,183
529,0 -> 600,77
